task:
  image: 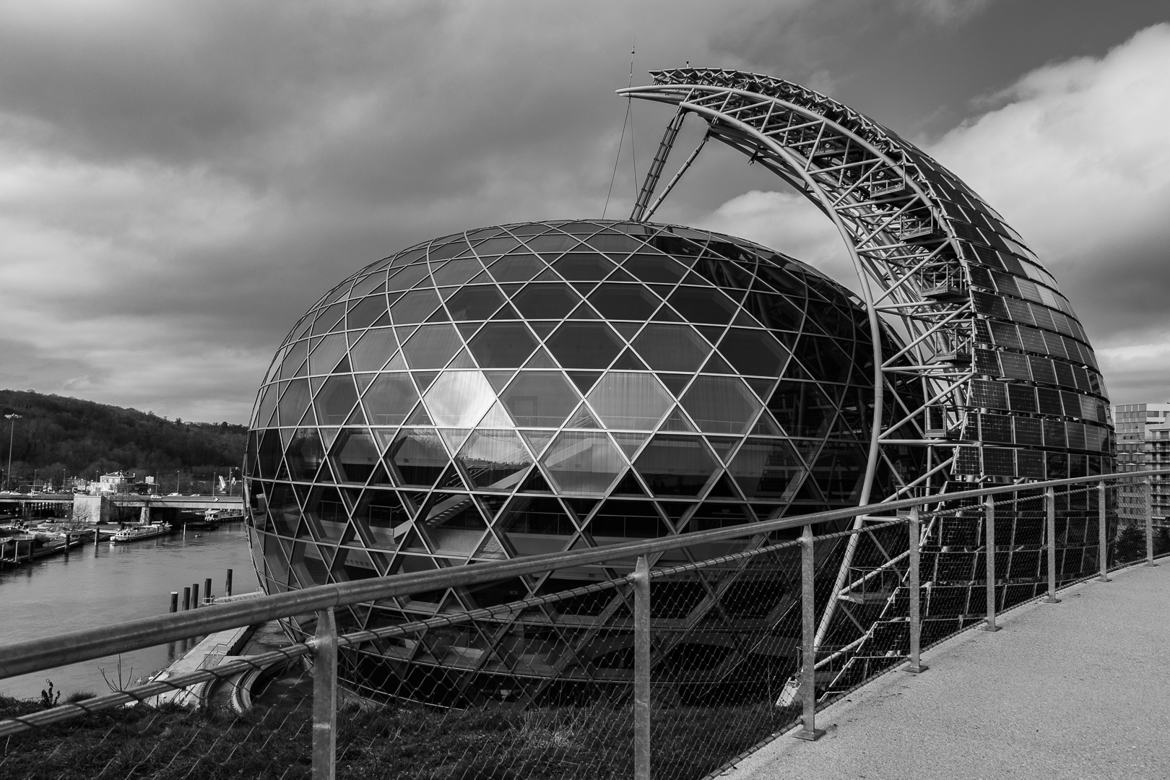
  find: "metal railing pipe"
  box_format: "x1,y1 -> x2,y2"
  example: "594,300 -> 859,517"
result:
2,468 -> 1164,680
1146,478 -> 1158,567
1098,481 -> 1110,582
312,608 -> 337,780
905,506 -> 926,674
983,495 -> 1000,632
632,556 -> 651,780
1043,487 -> 1060,604
794,525 -> 825,741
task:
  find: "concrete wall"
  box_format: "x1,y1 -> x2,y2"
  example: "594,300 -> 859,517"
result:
72,494 -> 110,524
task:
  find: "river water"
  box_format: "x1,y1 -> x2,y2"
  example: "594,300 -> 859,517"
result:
0,523 -> 259,701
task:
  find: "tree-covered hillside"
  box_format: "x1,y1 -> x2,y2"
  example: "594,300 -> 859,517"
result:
0,389 -> 246,490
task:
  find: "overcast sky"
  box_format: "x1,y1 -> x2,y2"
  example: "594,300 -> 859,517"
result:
1,0 -> 1168,424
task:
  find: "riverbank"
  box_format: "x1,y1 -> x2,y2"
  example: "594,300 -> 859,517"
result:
0,523 -> 255,700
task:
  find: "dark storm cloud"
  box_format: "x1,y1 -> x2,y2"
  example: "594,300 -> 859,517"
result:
1,1 -> 1166,420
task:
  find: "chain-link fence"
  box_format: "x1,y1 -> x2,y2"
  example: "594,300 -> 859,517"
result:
2,471 -> 1167,779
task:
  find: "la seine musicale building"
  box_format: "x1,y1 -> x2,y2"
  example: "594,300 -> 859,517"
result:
243,69 -> 1114,705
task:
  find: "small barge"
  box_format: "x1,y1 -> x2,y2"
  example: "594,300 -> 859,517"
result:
110,523 -> 173,543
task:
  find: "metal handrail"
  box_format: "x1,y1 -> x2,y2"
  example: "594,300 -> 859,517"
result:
1,468 -> 1164,680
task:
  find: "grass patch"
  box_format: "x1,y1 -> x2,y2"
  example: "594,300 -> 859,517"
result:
0,692 -> 798,779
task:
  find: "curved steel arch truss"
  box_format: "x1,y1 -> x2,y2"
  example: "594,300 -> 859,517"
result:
620,67 -> 1115,691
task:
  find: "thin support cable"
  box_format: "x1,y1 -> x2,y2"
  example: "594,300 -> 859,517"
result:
602,44 -> 637,220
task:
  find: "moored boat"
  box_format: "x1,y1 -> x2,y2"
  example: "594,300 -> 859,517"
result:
110,523 -> 173,543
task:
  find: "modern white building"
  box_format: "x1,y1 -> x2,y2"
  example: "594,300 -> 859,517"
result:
1112,403 -> 1170,524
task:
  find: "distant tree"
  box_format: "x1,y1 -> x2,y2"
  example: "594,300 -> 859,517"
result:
1114,524 -> 1146,563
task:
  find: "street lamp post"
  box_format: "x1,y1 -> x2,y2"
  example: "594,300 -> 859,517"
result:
4,413 -> 20,492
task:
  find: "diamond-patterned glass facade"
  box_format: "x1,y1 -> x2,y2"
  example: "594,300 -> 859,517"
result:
244,219 -> 912,704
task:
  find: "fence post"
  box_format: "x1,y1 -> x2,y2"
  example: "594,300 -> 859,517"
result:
983,496 -> 1000,632
226,568 -> 234,597
905,506 -> 927,674
633,555 -> 651,780
312,607 -> 337,780
1145,478 -> 1159,567
794,524 -> 825,740
1098,481 -> 1110,582
1043,487 -> 1060,604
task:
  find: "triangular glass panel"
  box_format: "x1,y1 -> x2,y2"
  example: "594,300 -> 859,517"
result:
569,281 -> 600,300
483,370 -> 516,393
522,348 -> 559,369
611,469 -> 648,496
456,321 -> 483,340
412,371 -> 439,392
393,325 -> 420,346
344,405 -> 368,425
611,349 -> 649,371
568,371 -> 602,394
434,464 -> 468,491
696,325 -> 726,345
652,305 -> 683,323
564,498 -> 602,525
518,468 -> 553,493
612,322 -> 643,342
446,350 -> 479,371
704,474 -> 740,499
527,322 -> 558,340
533,267 -> 563,282
477,400 -> 514,428
604,267 -> 638,283
518,429 -> 556,456
398,527 -> 430,554
405,403 -> 433,425
707,436 -> 739,462
385,351 -> 407,371
318,427 -> 341,451
564,403 -> 600,429
424,307 -> 451,323
437,428 -> 472,454
278,426 -> 297,448
700,352 -> 735,375
752,412 -> 783,436
366,461 -> 395,487
746,377 -> 778,402
733,309 -> 763,329
457,429 -> 533,490
296,404 -> 318,429
657,374 -> 691,395
610,432 -> 648,460
491,303 -> 524,321
660,407 -> 697,432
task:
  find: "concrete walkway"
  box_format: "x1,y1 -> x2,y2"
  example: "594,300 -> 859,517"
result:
721,561 -> 1170,780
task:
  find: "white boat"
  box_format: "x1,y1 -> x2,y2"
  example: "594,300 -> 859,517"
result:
110,523 -> 172,543
202,508 -> 244,524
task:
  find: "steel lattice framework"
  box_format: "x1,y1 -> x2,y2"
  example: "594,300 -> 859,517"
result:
620,68 -> 1115,687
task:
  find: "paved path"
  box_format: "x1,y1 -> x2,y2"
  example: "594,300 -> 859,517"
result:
721,561 -> 1170,780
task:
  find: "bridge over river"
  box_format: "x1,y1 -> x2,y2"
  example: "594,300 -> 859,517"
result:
0,493 -> 244,523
